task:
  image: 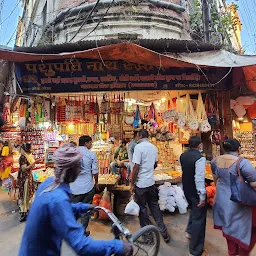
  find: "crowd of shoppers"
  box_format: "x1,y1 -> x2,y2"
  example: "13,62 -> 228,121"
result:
18,130 -> 256,256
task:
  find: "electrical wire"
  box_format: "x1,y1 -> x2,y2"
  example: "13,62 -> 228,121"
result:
196,65 -> 233,86
66,0 -> 90,32
0,0 -> 4,25
5,1 -> 88,46
239,1 -> 256,49
238,1 -> 256,53
69,0 -> 101,42
0,0 -> 20,27
4,24 -> 16,45
78,0 -> 115,41
19,1 -> 84,21
240,0 -> 256,29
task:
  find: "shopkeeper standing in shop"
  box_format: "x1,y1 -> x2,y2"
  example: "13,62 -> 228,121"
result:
70,135 -> 99,235
131,129 -> 170,243
110,139 -> 129,176
179,136 -> 208,256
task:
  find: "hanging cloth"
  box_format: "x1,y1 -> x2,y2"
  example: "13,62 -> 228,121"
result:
133,105 -> 142,128
185,94 -> 198,131
196,93 -> 211,133
151,103 -> 163,126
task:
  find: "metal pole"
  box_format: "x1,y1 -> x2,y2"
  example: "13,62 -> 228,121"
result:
202,0 -> 210,43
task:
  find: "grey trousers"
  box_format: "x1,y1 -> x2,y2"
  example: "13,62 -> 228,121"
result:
186,197 -> 207,256
70,186 -> 95,231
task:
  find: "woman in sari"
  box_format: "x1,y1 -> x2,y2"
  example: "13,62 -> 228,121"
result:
211,139 -> 256,255
18,143 -> 39,222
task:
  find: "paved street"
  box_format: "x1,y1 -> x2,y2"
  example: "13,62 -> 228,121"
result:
0,189 -> 255,256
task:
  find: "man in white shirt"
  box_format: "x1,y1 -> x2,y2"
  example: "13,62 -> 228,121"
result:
131,129 -> 170,243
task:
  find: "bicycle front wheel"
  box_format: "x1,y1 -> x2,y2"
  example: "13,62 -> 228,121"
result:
132,225 -> 160,256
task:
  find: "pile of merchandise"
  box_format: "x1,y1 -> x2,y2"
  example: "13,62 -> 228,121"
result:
154,173 -> 172,182
98,174 -> 120,185
158,182 -> 188,214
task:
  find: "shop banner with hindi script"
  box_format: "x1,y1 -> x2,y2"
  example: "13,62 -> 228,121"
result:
15,59 -> 232,94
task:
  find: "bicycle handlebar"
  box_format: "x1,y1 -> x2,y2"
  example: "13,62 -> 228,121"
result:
87,206 -> 132,242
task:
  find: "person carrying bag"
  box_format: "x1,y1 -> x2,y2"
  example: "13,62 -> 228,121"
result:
211,139 -> 256,256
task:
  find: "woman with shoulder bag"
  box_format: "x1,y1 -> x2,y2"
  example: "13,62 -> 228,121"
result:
211,139 -> 256,256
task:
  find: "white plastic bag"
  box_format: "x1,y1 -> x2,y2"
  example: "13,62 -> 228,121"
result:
166,203 -> 175,213
173,186 -> 188,214
124,199 -> 140,216
159,203 -> 167,211
167,197 -> 176,207
178,207 -> 187,214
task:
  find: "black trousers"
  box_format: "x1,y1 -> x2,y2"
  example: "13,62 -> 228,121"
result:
186,197 -> 207,256
135,185 -> 168,237
70,186 -> 95,231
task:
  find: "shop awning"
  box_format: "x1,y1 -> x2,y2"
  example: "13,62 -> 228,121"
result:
167,50 -> 256,92
1,42 -> 256,91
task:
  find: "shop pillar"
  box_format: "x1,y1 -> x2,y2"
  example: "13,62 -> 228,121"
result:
221,91 -> 233,139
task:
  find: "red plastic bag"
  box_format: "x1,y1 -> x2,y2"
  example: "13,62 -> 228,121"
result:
207,197 -> 215,206
206,186 -> 216,198
92,194 -> 101,219
98,188 -> 112,220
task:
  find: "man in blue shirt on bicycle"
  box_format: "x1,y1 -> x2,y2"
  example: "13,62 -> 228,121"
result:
18,144 -> 132,256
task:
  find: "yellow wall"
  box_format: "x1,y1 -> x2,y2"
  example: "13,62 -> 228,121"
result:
239,122 -> 252,131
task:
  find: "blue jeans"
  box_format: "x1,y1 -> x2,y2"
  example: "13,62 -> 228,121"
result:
110,162 -> 130,179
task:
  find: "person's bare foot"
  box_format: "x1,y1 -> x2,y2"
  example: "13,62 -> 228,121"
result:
201,249 -> 209,256
185,232 -> 191,240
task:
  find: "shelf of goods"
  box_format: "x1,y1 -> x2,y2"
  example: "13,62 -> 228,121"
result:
109,114 -> 122,140
122,124 -> 134,140
20,129 -> 45,160
234,131 -> 255,159
58,119 -> 97,136
92,141 -> 113,175
0,130 -> 21,143
151,140 -> 181,169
